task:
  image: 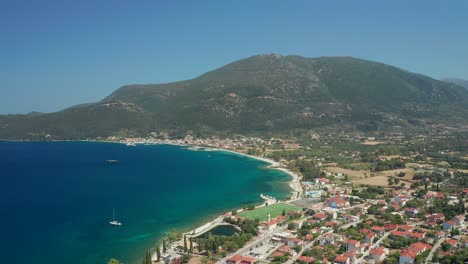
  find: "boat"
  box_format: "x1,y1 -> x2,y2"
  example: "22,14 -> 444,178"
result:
109,208 -> 122,226
125,142 -> 136,146
106,159 -> 119,163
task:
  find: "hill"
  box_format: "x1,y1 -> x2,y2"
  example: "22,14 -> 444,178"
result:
1,54 -> 468,140
443,78 -> 468,90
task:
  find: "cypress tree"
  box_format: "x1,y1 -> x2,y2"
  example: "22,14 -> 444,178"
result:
156,244 -> 161,261
184,235 -> 188,252
189,237 -> 193,253
163,239 -> 167,253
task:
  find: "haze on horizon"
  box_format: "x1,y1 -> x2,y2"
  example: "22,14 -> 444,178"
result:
1,0 -> 468,114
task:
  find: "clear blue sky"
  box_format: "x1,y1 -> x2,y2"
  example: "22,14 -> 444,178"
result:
1,0 -> 467,114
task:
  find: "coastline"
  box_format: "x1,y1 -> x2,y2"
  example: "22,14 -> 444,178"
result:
1,139 -> 303,263
217,149 -> 303,200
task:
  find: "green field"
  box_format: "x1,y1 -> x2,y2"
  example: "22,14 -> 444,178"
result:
239,203 -> 302,222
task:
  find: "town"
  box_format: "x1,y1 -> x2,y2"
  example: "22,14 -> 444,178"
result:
105,130 -> 467,264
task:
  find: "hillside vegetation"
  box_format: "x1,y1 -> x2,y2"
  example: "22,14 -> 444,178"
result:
1,54 -> 467,139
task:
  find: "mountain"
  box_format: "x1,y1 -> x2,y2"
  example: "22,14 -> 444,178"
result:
1,54 -> 468,140
443,78 -> 468,90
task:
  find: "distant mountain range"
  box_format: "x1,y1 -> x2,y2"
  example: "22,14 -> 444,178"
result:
443,78 -> 468,90
1,54 -> 468,140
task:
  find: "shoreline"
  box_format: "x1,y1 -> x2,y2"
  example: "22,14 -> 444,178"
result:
217,148 -> 303,200
1,139 -> 303,263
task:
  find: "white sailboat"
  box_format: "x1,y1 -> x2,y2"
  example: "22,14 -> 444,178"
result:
109,208 -> 122,226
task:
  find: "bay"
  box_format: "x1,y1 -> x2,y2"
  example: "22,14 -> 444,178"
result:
0,141 -> 291,264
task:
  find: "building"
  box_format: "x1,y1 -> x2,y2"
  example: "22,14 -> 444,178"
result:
369,246 -> 388,262
287,237 -> 304,247
226,255 -> 256,264
443,220 -> 456,231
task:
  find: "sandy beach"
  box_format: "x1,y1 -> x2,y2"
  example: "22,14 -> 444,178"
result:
216,149 -> 303,200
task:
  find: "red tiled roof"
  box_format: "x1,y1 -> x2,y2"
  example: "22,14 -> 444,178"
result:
400,249 -> 417,259
346,240 -> 360,246
369,246 -> 386,256
409,242 -> 432,253
297,256 -> 314,263
335,255 -> 349,262
371,225 -> 385,231
445,239 -> 458,246
277,245 -> 292,253
271,252 -> 285,258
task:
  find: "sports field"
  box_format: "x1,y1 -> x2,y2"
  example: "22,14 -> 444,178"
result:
239,203 -> 301,222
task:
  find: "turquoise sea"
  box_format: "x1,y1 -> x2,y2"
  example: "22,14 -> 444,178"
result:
0,141 -> 291,264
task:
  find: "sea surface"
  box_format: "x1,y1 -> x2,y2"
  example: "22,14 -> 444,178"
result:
0,141 -> 291,264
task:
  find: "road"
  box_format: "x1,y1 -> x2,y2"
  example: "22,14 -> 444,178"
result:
425,237 -> 444,264
356,232 -> 390,264
216,225 -> 289,264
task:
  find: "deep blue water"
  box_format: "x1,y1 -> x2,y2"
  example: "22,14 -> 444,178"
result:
0,141 -> 291,264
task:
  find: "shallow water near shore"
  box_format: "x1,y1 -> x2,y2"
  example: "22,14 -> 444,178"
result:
0,141 -> 291,264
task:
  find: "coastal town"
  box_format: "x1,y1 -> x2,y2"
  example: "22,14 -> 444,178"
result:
103,129 -> 468,264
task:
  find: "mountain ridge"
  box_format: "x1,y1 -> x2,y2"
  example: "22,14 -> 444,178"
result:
1,54 -> 467,140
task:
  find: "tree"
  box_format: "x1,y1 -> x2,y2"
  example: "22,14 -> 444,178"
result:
156,243 -> 161,261
189,237 -> 193,253
184,235 -> 188,252
282,209 -> 286,216
163,239 -> 167,253
143,251 -> 152,264
394,178 -> 400,185
387,178 -> 394,186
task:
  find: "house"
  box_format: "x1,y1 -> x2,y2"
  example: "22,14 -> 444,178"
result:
399,242 -> 432,263
344,240 -> 360,253
425,191 -> 444,199
262,219 -> 280,231
296,256 -> 314,263
398,225 -> 413,232
365,232 -> 377,243
313,213 -> 327,221
390,230 -> 406,239
319,233 -> 335,246
342,214 -> 359,223
399,249 -> 418,264
404,208 -> 419,216
407,232 -> 425,240
277,245 -> 293,254
453,215 -> 465,226
409,242 -> 432,254
334,254 -> 350,264
369,246 -> 388,262
325,196 -> 349,209
227,255 -> 256,264
384,223 -> 398,230
445,239 -> 458,248
371,226 -> 386,235
287,237 -> 304,247
392,194 -> 410,206
427,213 -> 445,223
443,220 -> 456,231
434,231 -> 445,239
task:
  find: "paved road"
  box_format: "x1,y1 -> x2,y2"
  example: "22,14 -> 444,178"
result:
425,237 -> 444,264
284,230 -> 334,264
356,232 -> 390,264
216,225 -> 289,264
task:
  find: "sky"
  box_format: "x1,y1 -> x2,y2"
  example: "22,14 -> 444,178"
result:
1,0 -> 467,114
